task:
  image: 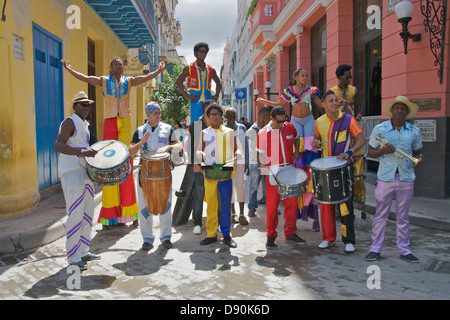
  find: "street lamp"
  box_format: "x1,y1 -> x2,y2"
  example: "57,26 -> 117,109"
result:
265,81 -> 278,98
395,0 -> 421,54
253,89 -> 259,102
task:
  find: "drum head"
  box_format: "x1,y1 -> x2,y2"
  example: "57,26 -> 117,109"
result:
86,140 -> 129,169
141,152 -> 170,161
310,156 -> 347,170
276,168 -> 308,185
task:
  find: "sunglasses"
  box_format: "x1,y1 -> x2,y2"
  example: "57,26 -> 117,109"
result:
208,113 -> 222,118
275,119 -> 286,124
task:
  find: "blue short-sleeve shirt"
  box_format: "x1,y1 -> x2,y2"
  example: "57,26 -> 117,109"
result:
369,120 -> 423,182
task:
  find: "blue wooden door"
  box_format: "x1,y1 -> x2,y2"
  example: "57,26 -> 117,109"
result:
32,24 -> 64,190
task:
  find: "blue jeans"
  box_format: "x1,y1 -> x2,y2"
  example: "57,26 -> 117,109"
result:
248,164 -> 266,211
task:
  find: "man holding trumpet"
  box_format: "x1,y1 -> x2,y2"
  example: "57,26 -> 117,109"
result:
366,96 -> 423,263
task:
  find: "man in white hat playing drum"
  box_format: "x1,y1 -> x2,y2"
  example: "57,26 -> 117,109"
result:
366,96 -> 424,263
55,92 -> 100,271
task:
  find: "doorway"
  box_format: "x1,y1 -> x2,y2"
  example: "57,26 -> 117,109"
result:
32,24 -> 64,190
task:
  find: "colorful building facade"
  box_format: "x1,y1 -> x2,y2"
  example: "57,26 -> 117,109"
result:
248,0 -> 450,199
0,0 -> 170,218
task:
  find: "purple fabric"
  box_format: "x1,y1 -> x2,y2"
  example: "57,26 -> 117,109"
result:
371,175 -> 415,256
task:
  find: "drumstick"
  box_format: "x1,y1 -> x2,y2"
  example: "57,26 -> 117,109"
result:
92,141 -> 114,152
258,163 -> 289,170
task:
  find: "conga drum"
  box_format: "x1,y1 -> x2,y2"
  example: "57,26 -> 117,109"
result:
140,152 -> 172,215
86,140 -> 131,186
309,156 -> 354,204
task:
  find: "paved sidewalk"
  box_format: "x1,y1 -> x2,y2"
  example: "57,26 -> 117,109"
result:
0,162 -> 449,255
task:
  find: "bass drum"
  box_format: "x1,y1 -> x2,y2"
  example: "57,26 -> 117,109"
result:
309,156 -> 354,204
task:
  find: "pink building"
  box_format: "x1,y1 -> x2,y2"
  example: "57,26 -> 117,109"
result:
249,0 -> 449,199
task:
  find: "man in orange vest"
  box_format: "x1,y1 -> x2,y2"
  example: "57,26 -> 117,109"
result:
176,42 -> 222,124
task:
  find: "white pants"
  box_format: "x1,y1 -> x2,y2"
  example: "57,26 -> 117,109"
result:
137,184 -> 173,243
232,163 -> 246,203
61,169 -> 95,264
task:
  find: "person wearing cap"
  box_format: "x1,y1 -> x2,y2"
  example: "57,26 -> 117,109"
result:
129,102 -> 183,251
61,57 -> 168,229
55,92 -> 100,271
365,96 -> 423,263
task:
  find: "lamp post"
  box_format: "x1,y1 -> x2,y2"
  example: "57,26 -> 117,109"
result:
265,81 -> 279,98
395,1 -> 421,54
253,89 -> 259,102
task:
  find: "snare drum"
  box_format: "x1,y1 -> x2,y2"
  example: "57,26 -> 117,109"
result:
140,152 -> 172,215
86,140 -> 131,186
275,168 -> 308,200
309,157 -> 354,204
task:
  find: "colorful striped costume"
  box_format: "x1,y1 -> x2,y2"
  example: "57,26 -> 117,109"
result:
188,62 -> 214,123
58,114 -> 95,264
330,85 -> 366,205
314,111 -> 363,244
98,75 -> 139,226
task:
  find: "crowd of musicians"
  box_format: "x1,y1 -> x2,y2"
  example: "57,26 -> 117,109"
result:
56,42 -> 424,271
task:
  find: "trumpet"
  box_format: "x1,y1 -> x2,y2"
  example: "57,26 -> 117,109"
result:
375,137 -> 421,165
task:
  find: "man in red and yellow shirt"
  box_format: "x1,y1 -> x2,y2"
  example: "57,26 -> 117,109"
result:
312,90 -> 365,253
257,106 -> 306,249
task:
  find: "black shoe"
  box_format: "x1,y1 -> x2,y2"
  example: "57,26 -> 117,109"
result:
400,253 -> 419,263
248,210 -> 256,217
175,190 -> 186,197
141,242 -> 154,251
162,240 -> 173,249
265,236 -> 277,249
81,253 -> 101,262
69,261 -> 87,271
365,251 -> 380,261
223,237 -> 237,248
287,233 -> 306,244
200,237 -> 217,246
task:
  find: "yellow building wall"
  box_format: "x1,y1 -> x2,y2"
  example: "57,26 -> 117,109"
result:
0,0 -> 147,218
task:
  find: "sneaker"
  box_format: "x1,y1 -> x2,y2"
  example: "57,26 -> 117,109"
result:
162,240 -> 173,249
318,241 -> 334,249
69,260 -> 87,271
193,225 -> 202,235
287,233 -> 307,244
141,242 -> 154,251
400,253 -> 419,263
345,243 -> 356,253
223,237 -> 237,248
265,236 -> 277,249
239,215 -> 249,225
81,253 -> 101,262
231,215 -> 239,224
248,210 -> 256,217
200,237 -> 217,246
365,251 -> 380,261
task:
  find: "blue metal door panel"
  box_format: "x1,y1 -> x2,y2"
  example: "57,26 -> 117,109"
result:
32,24 -> 63,190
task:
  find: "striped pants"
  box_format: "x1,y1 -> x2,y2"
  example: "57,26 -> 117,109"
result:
61,169 -> 95,264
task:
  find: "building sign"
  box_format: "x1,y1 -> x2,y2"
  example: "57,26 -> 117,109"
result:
414,119 -> 436,142
235,88 -> 247,100
13,34 -> 25,61
387,0 -> 401,15
411,98 -> 442,112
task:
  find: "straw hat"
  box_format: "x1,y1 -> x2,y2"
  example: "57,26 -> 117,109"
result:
382,95 -> 419,119
72,91 -> 94,104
